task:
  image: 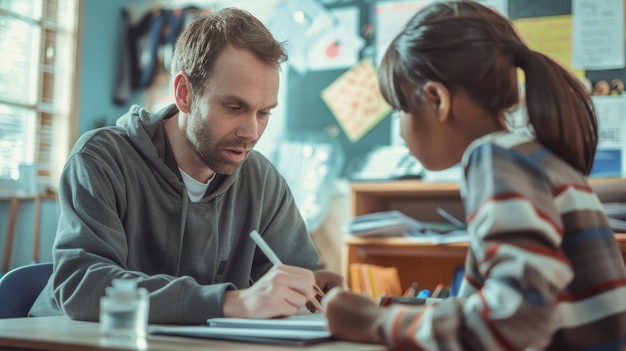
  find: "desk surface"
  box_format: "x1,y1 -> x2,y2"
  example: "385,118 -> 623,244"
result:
0,316 -> 385,351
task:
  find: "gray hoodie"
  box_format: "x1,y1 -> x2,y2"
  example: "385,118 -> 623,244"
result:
29,104 -> 320,324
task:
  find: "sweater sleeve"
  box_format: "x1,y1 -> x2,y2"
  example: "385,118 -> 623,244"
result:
377,142 -> 574,350
51,152 -> 235,324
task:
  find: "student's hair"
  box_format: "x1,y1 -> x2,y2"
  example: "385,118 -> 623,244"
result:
171,7 -> 287,99
379,0 -> 597,175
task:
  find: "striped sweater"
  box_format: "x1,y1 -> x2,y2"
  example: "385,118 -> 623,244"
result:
381,132 -> 626,350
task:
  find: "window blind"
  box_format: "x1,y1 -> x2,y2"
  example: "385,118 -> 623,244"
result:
0,0 -> 79,196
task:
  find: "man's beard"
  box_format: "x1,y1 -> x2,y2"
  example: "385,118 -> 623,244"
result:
186,107 -> 254,175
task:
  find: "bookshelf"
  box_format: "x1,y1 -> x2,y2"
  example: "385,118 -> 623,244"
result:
342,178 -> 626,293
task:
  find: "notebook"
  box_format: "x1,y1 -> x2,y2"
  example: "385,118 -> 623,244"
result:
150,313 -> 332,346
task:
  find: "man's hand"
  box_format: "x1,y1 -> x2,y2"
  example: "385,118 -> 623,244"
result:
223,264 -> 316,318
322,287 -> 388,344
304,270 -> 345,312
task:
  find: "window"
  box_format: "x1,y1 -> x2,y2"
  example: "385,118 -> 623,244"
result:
0,0 -> 79,196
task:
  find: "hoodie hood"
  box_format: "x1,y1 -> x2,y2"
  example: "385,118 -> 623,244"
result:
115,104 -> 177,173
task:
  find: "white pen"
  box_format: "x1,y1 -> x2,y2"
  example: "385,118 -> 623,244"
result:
249,230 -> 325,312
249,230 -> 283,265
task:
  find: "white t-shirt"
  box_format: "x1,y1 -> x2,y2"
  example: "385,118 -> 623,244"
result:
178,167 -> 214,202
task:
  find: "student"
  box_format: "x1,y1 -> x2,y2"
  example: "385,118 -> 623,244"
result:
29,7 -> 343,324
323,1 -> 626,350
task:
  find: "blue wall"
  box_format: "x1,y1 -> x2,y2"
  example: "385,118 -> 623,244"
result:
0,0 -> 144,273
78,0 -> 145,133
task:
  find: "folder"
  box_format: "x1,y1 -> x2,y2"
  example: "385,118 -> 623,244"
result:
150,313 -> 332,346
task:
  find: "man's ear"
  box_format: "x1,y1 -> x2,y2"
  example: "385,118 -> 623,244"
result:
422,81 -> 451,122
173,72 -> 192,113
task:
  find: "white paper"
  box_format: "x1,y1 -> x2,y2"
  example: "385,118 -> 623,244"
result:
573,0 -> 625,70
206,313 -> 327,331
308,7 -> 364,71
151,326 -> 331,340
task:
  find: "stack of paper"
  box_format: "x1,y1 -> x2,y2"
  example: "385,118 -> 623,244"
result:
347,210 -> 422,237
347,210 -> 469,244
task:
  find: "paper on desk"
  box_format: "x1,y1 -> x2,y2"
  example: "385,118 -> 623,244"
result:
150,313 -> 331,346
206,313 -> 327,331
150,326 -> 331,345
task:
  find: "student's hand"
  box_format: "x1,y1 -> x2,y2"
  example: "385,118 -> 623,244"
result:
314,270 -> 345,293
223,264 -> 316,318
322,287 -> 387,344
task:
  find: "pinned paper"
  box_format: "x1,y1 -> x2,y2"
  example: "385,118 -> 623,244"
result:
572,0 -> 625,70
307,7 -> 364,71
321,59 -> 392,142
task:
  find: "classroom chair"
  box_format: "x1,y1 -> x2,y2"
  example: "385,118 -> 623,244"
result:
0,262 -> 52,318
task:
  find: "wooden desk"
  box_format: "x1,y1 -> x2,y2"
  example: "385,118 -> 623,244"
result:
0,316 -> 384,351
343,179 -> 626,293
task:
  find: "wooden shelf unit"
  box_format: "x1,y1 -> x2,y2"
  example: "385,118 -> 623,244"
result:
342,179 -> 626,294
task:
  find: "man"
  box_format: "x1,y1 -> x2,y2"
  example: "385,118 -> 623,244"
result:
29,7 -> 343,324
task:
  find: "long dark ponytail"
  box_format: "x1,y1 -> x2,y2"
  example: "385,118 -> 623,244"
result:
515,47 -> 597,174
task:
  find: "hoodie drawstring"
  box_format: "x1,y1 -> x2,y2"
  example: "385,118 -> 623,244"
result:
176,189 -> 189,276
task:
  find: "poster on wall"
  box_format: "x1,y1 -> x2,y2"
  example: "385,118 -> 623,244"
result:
321,59 -> 391,142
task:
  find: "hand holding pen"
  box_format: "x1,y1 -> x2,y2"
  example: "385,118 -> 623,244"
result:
249,230 -> 326,313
